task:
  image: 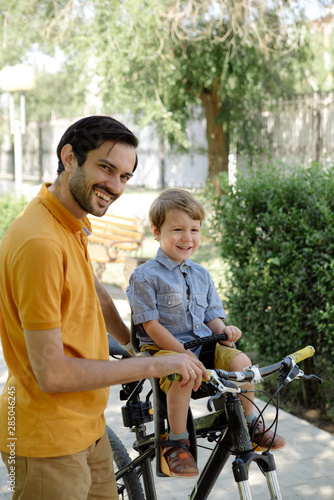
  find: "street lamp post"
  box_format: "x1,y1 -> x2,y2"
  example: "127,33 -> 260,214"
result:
0,64 -> 35,195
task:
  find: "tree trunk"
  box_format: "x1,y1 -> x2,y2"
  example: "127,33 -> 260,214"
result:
200,83 -> 228,190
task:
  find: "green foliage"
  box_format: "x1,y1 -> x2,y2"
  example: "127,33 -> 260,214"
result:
0,1 -> 329,179
208,163 -> 334,413
0,194 -> 27,240
0,1 -> 323,173
26,69 -> 86,122
42,1 -> 314,151
0,1 -> 61,68
298,25 -> 334,92
0,1 -> 86,126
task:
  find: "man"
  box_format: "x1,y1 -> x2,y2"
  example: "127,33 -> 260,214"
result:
0,116 -> 207,499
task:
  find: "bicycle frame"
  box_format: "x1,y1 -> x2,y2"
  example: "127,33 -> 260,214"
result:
115,377 -> 283,500
109,336 -> 319,500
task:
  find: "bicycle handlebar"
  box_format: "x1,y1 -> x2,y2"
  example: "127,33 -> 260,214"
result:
183,332 -> 228,350
168,343 -> 321,392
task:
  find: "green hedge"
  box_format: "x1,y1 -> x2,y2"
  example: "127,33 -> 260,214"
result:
0,193 -> 27,240
208,163 -> 334,415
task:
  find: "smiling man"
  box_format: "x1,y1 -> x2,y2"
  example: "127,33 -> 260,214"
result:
0,116 -> 207,500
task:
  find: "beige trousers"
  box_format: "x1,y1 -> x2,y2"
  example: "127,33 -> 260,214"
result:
1,428 -> 118,500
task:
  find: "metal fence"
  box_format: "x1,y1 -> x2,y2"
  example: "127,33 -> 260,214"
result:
237,91 -> 334,172
1,91 -> 334,194
0,114 -> 208,193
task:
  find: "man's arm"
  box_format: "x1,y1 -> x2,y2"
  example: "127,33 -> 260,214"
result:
94,276 -> 130,345
24,327 -> 208,393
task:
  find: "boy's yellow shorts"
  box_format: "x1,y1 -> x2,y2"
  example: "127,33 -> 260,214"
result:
140,343 -> 241,393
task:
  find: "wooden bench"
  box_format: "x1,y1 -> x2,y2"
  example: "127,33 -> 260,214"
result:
87,213 -> 145,280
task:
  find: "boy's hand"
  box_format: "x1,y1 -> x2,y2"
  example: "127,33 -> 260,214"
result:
221,325 -> 242,347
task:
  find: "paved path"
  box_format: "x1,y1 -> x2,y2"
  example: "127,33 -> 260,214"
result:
0,287 -> 333,499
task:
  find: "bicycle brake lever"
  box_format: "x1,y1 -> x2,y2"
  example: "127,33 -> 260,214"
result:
299,373 -> 323,384
280,363 -> 301,385
207,392 -> 222,412
207,370 -> 244,400
280,364 -> 323,386
207,380 -> 245,412
209,370 -> 235,393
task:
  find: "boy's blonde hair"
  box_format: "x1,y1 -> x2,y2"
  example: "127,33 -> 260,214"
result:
149,188 -> 205,231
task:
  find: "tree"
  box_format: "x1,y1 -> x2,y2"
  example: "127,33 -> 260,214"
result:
63,0 -> 314,181
0,1 -> 325,180
0,1 -> 86,124
302,13 -> 334,92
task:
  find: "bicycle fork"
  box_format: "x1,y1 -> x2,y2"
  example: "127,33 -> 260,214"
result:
233,452 -> 283,500
226,395 -> 283,500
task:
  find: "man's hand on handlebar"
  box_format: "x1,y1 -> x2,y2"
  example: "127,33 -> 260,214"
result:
185,349 -> 200,360
151,354 -> 210,391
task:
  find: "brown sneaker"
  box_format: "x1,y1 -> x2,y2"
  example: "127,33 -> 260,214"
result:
162,439 -> 199,478
248,418 -> 286,451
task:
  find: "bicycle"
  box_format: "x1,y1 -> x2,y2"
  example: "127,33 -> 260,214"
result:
106,333 -> 322,500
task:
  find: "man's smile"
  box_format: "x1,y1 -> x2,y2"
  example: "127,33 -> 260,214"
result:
93,187 -> 117,205
94,189 -> 111,202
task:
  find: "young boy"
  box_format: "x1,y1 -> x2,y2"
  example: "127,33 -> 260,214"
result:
126,188 -> 285,478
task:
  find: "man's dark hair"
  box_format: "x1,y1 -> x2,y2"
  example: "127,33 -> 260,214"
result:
56,115 -> 139,174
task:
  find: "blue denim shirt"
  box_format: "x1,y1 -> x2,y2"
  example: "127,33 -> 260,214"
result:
126,248 -> 226,349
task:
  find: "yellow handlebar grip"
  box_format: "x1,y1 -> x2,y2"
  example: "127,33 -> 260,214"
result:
288,345 -> 315,363
168,370 -> 214,382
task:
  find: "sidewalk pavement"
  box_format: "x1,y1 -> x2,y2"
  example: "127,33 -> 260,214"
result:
0,285 -> 334,499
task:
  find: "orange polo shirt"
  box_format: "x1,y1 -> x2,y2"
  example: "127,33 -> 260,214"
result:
0,184 -> 109,457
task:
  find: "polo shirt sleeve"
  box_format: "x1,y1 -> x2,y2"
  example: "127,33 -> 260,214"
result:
12,237 -> 64,330
204,273 -> 226,323
126,272 -> 160,325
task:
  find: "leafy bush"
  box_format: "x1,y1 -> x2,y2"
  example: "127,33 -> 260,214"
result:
208,163 -> 334,414
0,193 -> 27,240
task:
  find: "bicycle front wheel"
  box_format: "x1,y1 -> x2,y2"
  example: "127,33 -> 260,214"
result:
107,426 -> 145,500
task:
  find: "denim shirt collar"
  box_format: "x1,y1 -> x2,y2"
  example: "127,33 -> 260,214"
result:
155,248 -> 194,272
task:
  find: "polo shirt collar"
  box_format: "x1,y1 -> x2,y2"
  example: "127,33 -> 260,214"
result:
155,247 -> 194,271
37,183 -> 91,233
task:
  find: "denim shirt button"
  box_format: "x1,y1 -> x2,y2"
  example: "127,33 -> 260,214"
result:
195,324 -> 199,328
168,301 -> 171,305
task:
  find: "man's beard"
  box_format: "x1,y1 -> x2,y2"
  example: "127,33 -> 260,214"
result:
69,169 -> 118,216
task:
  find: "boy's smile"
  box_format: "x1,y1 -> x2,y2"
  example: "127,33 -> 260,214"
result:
152,209 -> 201,264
